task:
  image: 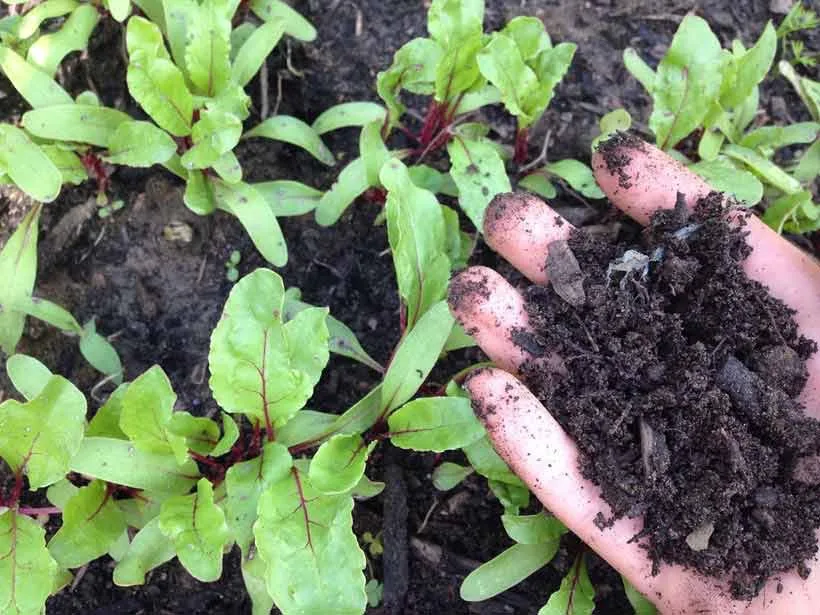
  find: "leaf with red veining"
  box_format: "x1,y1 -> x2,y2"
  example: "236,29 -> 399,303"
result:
538,554 -> 595,615
0,511 -> 59,615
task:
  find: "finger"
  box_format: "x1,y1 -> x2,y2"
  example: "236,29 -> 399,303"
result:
448,266 -> 534,372
464,367 -> 754,615
483,192 -> 573,284
592,135 -> 820,411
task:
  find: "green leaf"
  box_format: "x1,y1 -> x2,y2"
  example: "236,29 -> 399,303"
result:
389,396 -> 484,451
283,290 -> 382,371
12,296 -> 80,333
352,474 -> 385,499
544,159 -> 604,199
22,104 -> 131,147
211,412 -> 239,457
127,50 -> 193,136
623,48 -> 656,92
381,301 -> 454,412
329,385 -> 384,437
454,82 -> 502,114
181,109 -> 242,170
162,0 -> 198,68
432,462 -> 474,490
231,18 -> 285,87
501,513 -> 566,545
184,169 -> 218,214
489,478 -> 530,512
312,102 -> 387,135
17,0 -> 78,39
360,120 -> 390,187
477,33 -> 539,125
120,365 -> 186,460
0,375 -> 85,489
167,412 -> 220,455
113,517 -> 176,586
518,173 -> 556,199
309,434 -> 372,495
698,128 -> 724,161
315,157 -> 369,226
105,0 -> 131,21
739,121 -> 819,151
184,0 -> 231,96
159,478 -> 230,582
26,5 -> 99,77
40,145 -> 87,185
224,441 -> 292,553
47,480 -> 127,568
249,0 -> 317,42
447,136 -> 512,229
230,22 -> 257,61
461,543 -> 556,601
213,180 -> 287,266
105,120 -> 177,167
597,108 -> 632,143
528,42 -> 575,121
253,180 -> 322,216
242,553 -> 275,615
86,384 -> 128,439
0,203 -> 38,354
0,125 -> 61,202
502,16 -> 552,60
723,143 -> 802,194
70,437 -> 200,493
720,22 -> 776,109
126,15 -> 170,60
427,0 -> 483,47
0,511 -> 59,615
209,150 -> 241,183
733,86 -> 759,136
376,37 -> 443,127
779,61 -> 820,121
763,190 -> 819,234
382,158 -> 450,328
689,158 -> 764,205
624,577 -> 657,615
794,139 -> 820,184
464,436 -> 523,486
408,164 -> 459,197
245,115 -> 335,166
79,319 -> 123,382
434,33 -> 484,103
649,16 -> 726,149
538,555 -> 595,615
255,465 -> 367,614
0,44 -> 72,108
6,354 -> 51,401
208,269 -> 329,428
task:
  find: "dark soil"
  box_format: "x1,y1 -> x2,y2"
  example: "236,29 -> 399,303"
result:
517,189 -> 820,600
0,0 -> 815,613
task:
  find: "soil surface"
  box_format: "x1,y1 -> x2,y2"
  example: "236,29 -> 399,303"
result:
0,0 -> 816,613
513,174 -> 820,599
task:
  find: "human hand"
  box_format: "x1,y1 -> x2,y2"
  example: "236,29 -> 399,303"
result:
447,136 -> 820,615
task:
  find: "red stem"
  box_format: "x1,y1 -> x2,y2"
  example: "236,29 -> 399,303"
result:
514,126 -> 530,165
18,506 -> 61,516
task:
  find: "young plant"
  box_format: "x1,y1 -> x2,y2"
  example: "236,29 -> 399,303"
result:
619,15 -> 819,232
776,1 -> 819,68
0,0 -> 328,266
0,203 -> 122,382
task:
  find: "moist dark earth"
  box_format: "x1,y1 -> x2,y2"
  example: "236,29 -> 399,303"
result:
0,0 -> 816,614
513,181 -> 820,600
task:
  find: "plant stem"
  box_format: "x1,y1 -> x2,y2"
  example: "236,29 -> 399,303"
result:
514,125 -> 530,165
18,506 -> 62,516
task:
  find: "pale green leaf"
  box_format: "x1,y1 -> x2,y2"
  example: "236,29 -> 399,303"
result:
245,115 -> 335,166
232,18 -> 285,87
105,120 -> 177,167
312,102 -> 387,135
315,157 -> 369,226
489,478 -> 530,512
126,15 -> 170,60
213,150 -> 243,183
213,180 -> 287,265
105,0 -> 131,21
181,109 -> 242,170
185,0 -> 231,96
454,82 -> 503,114
0,125 -> 61,202
351,474 -> 385,499
70,437 -> 200,493
477,33 -> 539,125
18,0 -> 79,39
330,385 -> 385,437
382,158 -> 450,328
360,120 -> 390,187
0,44 -> 72,107
184,169 -> 218,214
649,16 -> 726,149
432,462 -> 474,490
230,23 -> 256,61
689,157 -> 764,205
253,180 -> 322,216
448,136 -> 512,229
309,434 -> 371,494
277,410 -> 338,448
623,49 -> 655,92
26,5 -> 98,77
113,517 -> 176,586
763,190 -> 818,234
376,37 -> 443,127
79,319 -> 123,382
501,513 -> 566,545
723,143 -> 802,193
793,139 -> 820,184
22,104 -> 131,147
427,0 -> 483,47
45,478 -> 78,510
698,128 -> 724,161
381,301 -> 454,412
502,16 -> 552,60
0,512 -> 58,615
162,0 -> 198,68
127,50 -> 193,136
721,22 -> 776,109
518,173 -> 556,199
0,374 -> 85,488
461,543 -> 556,601
408,164 -> 459,197
389,396 -> 484,451
12,296 -> 81,333
211,412 -> 240,457
464,436 -> 524,486
167,412 -> 220,455
40,145 -> 87,185
0,203 -> 38,353
159,478 -> 230,582
249,0 -> 316,41
434,33 -> 484,103
545,159 -> 604,199
86,384 -> 128,439
538,556 -> 595,615
255,466 -> 367,614
6,354 -> 51,401
242,554 -> 274,615
528,42 -> 575,122
779,61 -> 820,121
596,108 -> 633,145
208,269 -> 329,427
624,577 -> 657,615
48,480 -> 127,568
739,122 -> 819,151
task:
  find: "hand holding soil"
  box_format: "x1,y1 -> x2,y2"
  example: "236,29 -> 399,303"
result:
448,135 -> 820,615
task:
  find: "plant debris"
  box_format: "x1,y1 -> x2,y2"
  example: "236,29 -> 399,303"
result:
517,192 -> 820,599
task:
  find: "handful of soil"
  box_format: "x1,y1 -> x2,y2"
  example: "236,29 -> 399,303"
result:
517,193 -> 820,598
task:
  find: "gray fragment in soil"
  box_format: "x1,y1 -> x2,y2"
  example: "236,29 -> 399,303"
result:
793,455 -> 820,486
639,417 -> 670,482
547,240 -> 585,307
685,521 -> 715,552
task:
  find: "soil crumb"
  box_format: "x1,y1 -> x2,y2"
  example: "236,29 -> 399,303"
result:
517,192 -> 820,599
594,131 -> 646,190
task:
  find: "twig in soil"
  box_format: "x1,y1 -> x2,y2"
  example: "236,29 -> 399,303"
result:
259,61 -> 270,119
196,253 -> 207,284
416,497 -> 439,534
190,360 -> 207,386
518,129 -> 552,174
70,564 -> 89,592
273,70 -> 284,117
90,370 -> 123,404
285,40 -> 305,78
79,227 -> 106,263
